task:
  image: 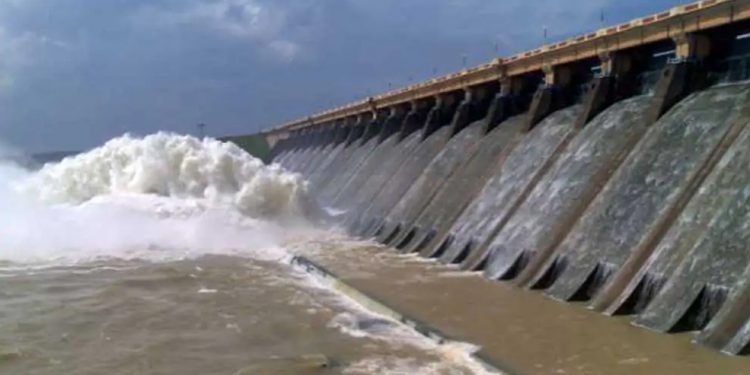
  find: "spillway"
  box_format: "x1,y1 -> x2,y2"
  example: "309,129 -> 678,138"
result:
340,131 -> 422,213
376,122 -> 484,247
351,127 -> 452,238
251,4 -> 750,362
436,105 -> 581,265
635,121 -> 750,352
482,95 -> 652,280
317,136 -> 379,205
265,82 -> 750,361
543,84 -> 750,302
405,116 -> 526,256
332,129 -> 414,208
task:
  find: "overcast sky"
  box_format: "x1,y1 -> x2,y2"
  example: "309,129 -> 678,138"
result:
0,0 -> 687,152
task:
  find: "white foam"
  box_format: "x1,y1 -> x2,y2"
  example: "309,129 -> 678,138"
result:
343,357 -> 444,375
323,206 -> 348,217
0,133 -> 316,265
21,132 -> 310,220
343,344 -> 499,375
290,257 -> 503,375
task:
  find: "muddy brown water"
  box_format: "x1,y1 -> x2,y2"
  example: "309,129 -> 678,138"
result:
6,234 -> 750,375
297,238 -> 750,375
0,254 -> 484,375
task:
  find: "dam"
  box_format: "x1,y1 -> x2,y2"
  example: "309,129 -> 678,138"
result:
226,0 -> 750,370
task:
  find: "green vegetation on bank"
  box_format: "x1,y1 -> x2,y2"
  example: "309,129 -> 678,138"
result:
221,134 -> 271,163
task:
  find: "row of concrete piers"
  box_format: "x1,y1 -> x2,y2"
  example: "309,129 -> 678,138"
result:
261,13 -> 750,356
272,28 -> 725,157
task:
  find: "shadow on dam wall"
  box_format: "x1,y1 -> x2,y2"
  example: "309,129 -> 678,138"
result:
267,22 -> 750,355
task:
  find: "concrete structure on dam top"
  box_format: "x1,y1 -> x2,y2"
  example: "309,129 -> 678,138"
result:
266,0 -> 749,147
254,0 -> 750,356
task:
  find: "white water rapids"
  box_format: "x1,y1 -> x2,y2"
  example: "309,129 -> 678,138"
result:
0,133 -> 318,264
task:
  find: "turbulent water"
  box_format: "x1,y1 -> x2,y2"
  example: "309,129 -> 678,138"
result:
0,133 -> 487,375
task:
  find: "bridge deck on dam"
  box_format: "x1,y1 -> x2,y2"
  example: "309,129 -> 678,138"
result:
267,0 -> 750,136
296,241 -> 750,375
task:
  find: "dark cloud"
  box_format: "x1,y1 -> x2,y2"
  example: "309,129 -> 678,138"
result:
0,0 -> 685,152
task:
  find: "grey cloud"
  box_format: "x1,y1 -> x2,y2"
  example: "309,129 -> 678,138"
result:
132,0 -> 303,61
0,0 -> 684,153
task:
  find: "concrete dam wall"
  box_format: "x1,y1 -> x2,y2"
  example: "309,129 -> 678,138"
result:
263,1 -> 750,356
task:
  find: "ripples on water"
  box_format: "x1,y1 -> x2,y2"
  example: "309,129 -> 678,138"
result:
0,255 -> 487,375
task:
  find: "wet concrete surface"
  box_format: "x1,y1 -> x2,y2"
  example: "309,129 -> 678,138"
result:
435,106 -> 580,265
544,84 -> 750,304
